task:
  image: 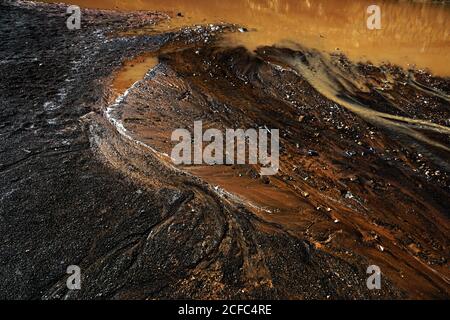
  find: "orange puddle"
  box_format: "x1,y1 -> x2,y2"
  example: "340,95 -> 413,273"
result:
42,0 -> 450,76
112,54 -> 158,95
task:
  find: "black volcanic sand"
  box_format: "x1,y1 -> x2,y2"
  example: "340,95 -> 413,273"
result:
0,1 -> 448,300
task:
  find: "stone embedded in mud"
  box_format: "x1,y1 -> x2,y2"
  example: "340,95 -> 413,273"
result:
3,0 -> 450,301
345,151 -> 357,158
261,176 -> 271,185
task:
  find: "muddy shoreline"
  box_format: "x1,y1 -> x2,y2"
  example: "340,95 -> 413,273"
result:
0,1 -> 448,299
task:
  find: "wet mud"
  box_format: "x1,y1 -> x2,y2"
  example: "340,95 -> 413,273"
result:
1,1 -> 449,299
110,43 -> 450,299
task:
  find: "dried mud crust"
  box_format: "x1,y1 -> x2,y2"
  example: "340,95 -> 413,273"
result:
0,1 -> 448,300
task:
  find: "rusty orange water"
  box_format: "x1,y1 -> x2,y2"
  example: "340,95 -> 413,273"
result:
43,0 -> 449,76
